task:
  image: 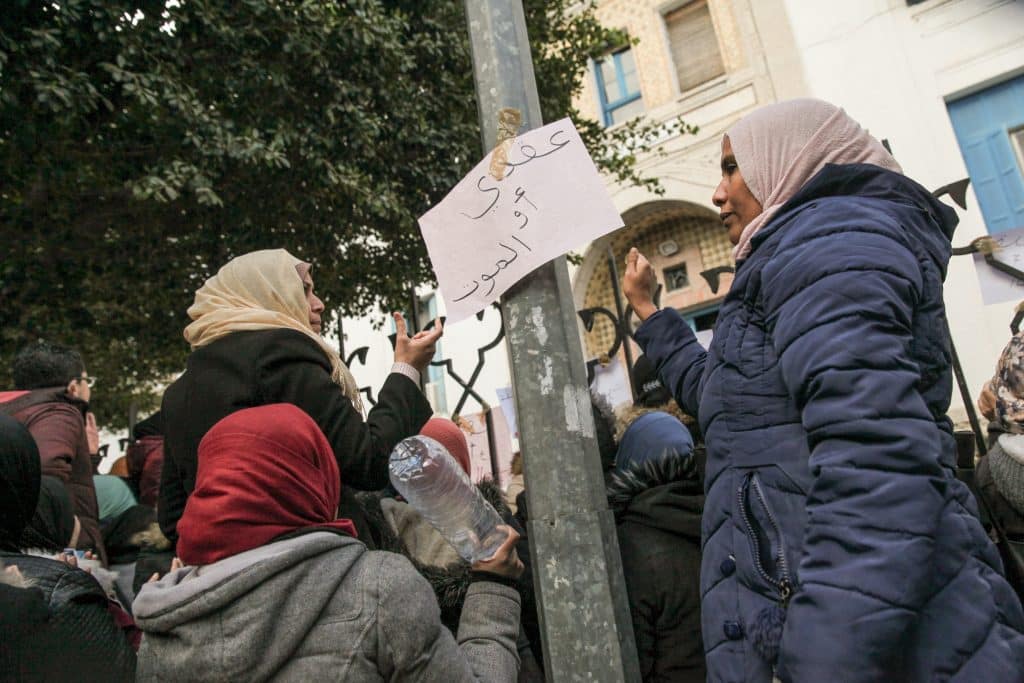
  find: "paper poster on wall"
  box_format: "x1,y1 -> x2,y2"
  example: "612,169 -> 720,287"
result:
495,386 -> 518,440
489,407 -> 515,491
974,226 -> 1024,305
458,413 -> 492,484
458,409 -> 515,488
418,118 -> 624,323
591,356 -> 633,410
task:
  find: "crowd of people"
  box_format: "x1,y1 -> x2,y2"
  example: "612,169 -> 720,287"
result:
3,97 -> 1024,682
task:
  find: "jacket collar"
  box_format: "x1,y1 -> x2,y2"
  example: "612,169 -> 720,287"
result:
749,163 -> 958,273
0,387 -> 88,418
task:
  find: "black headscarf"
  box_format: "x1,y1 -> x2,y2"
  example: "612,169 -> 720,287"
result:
19,476 -> 74,552
632,354 -> 672,408
133,411 -> 163,440
0,416 -> 41,552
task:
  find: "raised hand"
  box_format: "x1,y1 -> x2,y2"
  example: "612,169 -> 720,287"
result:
393,312 -> 444,372
623,247 -> 659,321
85,411 -> 100,455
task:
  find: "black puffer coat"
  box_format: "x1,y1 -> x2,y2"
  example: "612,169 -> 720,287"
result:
607,417 -> 705,683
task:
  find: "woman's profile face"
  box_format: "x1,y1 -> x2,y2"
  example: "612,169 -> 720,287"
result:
294,263 -> 325,334
713,136 -> 763,245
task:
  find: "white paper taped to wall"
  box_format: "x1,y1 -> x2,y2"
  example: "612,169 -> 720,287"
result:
973,226 -> 1024,305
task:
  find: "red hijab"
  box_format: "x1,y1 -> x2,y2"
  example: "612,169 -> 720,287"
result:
177,403 -> 356,566
420,417 -> 472,477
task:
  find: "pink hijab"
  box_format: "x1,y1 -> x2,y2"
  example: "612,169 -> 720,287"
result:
728,98 -> 902,261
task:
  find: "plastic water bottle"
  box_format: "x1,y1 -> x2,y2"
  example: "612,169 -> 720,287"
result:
388,435 -> 506,563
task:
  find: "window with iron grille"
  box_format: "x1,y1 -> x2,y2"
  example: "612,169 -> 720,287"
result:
665,263 -> 690,291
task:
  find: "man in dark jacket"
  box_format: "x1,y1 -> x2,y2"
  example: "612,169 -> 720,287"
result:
608,411 -> 705,682
0,341 -> 106,565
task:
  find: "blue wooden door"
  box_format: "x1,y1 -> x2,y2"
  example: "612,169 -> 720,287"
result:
948,75 -> 1024,233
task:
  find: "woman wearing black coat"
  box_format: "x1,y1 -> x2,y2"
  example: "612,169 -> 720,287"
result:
160,249 -> 440,545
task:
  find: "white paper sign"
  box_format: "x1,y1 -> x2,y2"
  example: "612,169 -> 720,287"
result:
418,118 -> 624,323
590,356 -> 633,410
973,226 -> 1024,305
495,386 -> 518,439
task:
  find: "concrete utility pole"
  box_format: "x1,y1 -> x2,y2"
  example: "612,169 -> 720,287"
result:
463,2 -> 640,680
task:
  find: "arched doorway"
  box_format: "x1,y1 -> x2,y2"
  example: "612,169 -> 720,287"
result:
573,199 -> 734,402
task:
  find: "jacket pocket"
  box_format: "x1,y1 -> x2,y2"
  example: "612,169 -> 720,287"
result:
737,471 -> 794,603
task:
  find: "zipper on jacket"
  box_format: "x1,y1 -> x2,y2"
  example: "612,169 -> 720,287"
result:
738,472 -> 793,605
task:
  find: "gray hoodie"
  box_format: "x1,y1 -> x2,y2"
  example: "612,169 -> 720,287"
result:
133,532 -> 520,681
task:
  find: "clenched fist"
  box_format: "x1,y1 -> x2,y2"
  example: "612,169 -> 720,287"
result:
623,247 -> 659,321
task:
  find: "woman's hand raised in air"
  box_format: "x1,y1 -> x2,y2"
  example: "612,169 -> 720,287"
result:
393,312 -> 444,372
623,248 -> 659,321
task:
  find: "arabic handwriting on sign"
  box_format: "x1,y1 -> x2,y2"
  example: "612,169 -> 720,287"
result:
456,235 -> 534,302
514,187 -> 538,211
460,176 -> 501,220
462,129 -> 568,219
514,210 -> 529,230
451,128 -> 570,303
481,271 -> 496,296
453,280 -> 480,302
501,128 -> 572,178
511,235 -> 532,252
494,241 -> 519,269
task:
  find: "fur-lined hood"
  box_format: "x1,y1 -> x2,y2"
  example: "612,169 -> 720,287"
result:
606,453 -> 703,540
607,449 -> 702,508
607,410 -> 704,541
614,402 -> 695,443
355,478 -> 512,634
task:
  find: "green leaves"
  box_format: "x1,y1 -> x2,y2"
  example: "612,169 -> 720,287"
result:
0,0 -> 687,428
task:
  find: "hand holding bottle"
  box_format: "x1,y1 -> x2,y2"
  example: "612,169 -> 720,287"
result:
471,525 -> 524,579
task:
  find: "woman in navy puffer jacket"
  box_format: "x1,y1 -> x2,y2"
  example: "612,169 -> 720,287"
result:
623,98 -> 1024,682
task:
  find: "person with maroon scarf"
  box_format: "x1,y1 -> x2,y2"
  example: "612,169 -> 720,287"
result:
134,404 -> 524,682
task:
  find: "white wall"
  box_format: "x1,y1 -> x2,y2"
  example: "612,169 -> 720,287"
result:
425,300 -> 512,418
775,0 -> 1024,421
336,313 -> 400,407
340,301 -> 513,419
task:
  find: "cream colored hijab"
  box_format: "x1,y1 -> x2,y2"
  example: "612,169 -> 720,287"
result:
184,249 -> 364,413
728,98 -> 903,261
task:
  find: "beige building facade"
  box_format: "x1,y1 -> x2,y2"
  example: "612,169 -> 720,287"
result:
572,0 -> 1024,423
573,0 -> 793,365
340,0 -> 1024,426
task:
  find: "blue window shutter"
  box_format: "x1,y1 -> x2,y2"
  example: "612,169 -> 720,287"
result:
948,75 -> 1024,233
